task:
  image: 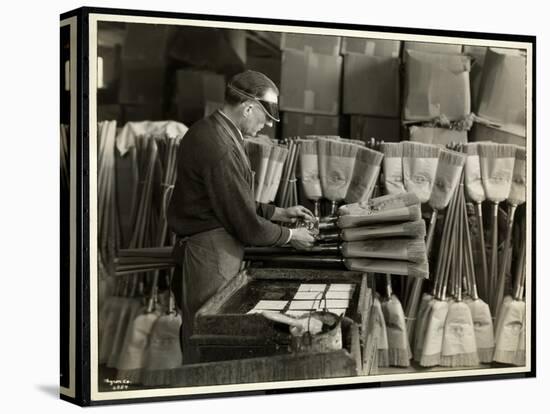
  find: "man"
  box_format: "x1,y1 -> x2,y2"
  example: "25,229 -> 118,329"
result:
167,70 -> 316,363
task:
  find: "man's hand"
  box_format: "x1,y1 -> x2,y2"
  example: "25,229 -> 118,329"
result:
272,205 -> 315,223
290,227 -> 316,250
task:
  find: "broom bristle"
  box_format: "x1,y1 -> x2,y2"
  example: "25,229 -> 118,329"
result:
513,351 -> 526,366
493,350 -> 516,364
478,142 -> 517,159
420,353 -> 441,367
439,148 -> 467,167
369,192 -> 420,210
408,261 -> 429,279
387,349 -> 411,367
478,347 -> 495,363
462,143 -> 479,156
403,141 -> 441,158
299,139 -> 318,155
117,368 -> 143,383
403,220 -> 427,238
380,142 -> 403,158
515,147 -> 526,161
407,204 -> 423,221
407,239 -> 428,263
440,352 -> 479,367
356,146 -> 384,165
378,350 -> 390,368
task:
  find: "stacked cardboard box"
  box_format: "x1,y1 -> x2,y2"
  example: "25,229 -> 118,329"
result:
173,70 -> 226,125
118,24 -> 170,107
349,116 -> 401,143
403,49 -> 471,122
408,126 -> 467,145
341,38 -> 401,144
278,34 -> 342,137
469,122 -> 525,147
462,45 -> 487,112
282,112 -> 339,137
402,41 -> 462,58
477,48 -> 526,137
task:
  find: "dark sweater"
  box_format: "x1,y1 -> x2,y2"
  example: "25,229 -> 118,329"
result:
167,111 -> 291,246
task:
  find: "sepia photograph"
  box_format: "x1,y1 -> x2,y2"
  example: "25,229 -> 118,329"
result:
59,5 -> 535,406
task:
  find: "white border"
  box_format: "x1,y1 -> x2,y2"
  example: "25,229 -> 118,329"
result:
88,12 -> 534,402
60,15 -> 77,400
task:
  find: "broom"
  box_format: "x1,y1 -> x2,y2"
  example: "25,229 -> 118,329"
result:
462,181 -> 495,363
340,221 -> 426,241
244,139 -> 272,202
344,146 -> 384,204
341,239 -> 427,263
478,143 -> 516,313
268,146 -> 290,203
337,204 -> 422,228
372,295 -> 389,368
381,275 -> 411,367
142,282 -> 183,386
413,182 -> 459,362
338,192 -> 420,217
259,145 -> 286,203
405,149 -> 465,342
318,138 -> 359,216
344,258 -> 429,279
440,181 -> 479,367
418,180 -> 462,367
494,147 -> 526,317
402,142 -> 441,204
298,139 -> 323,217
494,232 -> 526,365
462,143 -> 489,301
380,143 -> 406,195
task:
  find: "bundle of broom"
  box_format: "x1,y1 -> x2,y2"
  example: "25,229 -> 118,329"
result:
404,147 -> 466,343
493,218 -> 527,366
259,144 -> 289,204
478,143 -> 517,314
336,192 -> 429,280
318,137 -> 359,216
297,138 -> 324,217
276,137 -> 301,208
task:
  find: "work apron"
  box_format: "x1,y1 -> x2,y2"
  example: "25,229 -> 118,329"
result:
176,111 -> 253,363
175,227 -> 244,363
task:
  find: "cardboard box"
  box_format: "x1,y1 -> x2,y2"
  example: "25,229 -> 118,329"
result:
342,53 -> 400,117
118,65 -> 166,104
349,115 -> 401,143
122,23 -> 171,65
280,50 -> 342,115
477,48 -> 526,136
276,32 -> 341,56
403,50 -> 471,121
463,45 -> 488,112
281,112 -> 339,137
403,41 -> 462,58
246,56 -> 281,87
409,126 -> 468,145
469,122 -> 525,147
341,38 -> 401,57
174,70 -> 226,124
123,104 -> 163,122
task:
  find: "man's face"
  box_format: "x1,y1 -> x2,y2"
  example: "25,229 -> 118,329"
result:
241,89 -> 278,137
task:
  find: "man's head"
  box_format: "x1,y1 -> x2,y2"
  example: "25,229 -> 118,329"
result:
224,70 -> 280,137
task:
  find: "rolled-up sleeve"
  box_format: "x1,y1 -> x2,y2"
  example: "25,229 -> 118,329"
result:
204,151 -> 290,246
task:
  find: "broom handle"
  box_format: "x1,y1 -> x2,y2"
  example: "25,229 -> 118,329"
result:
513,232 -> 527,301
463,195 -> 479,301
385,274 -> 393,300
475,203 -> 489,301
489,202 -> 499,311
494,204 -> 517,317
456,184 -> 465,302
405,208 -> 437,303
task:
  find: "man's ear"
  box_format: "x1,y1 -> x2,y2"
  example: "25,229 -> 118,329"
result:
242,102 -> 253,118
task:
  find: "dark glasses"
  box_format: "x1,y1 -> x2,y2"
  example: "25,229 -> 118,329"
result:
228,84 -> 280,122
